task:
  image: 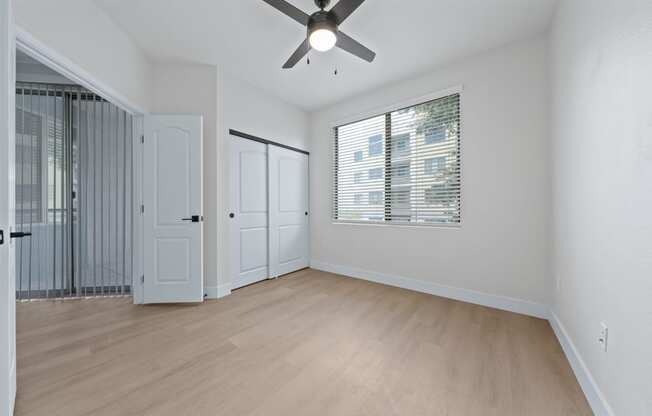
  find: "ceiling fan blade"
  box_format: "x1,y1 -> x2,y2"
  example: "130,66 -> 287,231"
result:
336,31 -> 376,62
282,39 -> 311,69
329,0 -> 366,24
261,0 -> 310,26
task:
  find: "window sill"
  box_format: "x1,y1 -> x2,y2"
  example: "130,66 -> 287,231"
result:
331,220 -> 462,229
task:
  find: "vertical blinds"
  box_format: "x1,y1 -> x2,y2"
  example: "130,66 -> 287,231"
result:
15,82 -> 134,300
333,93 -> 461,225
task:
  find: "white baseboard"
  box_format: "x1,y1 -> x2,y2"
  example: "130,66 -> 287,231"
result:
204,283 -> 232,299
549,312 -> 614,416
9,360 -> 15,416
310,261 -> 549,319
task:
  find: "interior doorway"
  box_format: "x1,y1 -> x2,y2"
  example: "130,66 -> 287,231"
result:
14,50 -> 136,300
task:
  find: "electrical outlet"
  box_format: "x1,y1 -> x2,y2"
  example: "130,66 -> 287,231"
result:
598,322 -> 608,352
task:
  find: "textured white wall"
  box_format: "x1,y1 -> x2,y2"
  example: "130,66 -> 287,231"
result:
309,36 -> 550,305
15,0 -> 152,111
133,64 -> 311,296
549,1 -> 652,414
222,74 -> 309,151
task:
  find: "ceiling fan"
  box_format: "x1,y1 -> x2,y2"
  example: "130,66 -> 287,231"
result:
261,0 -> 376,68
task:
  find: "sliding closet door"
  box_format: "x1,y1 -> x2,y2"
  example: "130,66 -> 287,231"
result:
268,145 -> 309,277
229,136 -> 269,289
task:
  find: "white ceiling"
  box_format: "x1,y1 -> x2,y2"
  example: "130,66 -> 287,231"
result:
94,0 -> 558,111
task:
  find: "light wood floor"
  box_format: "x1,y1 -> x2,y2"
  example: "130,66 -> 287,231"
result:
15,268 -> 591,415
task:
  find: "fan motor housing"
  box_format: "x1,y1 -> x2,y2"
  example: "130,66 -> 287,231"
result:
307,10 -> 338,37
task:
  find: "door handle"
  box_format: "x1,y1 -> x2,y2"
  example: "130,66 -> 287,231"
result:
10,231 -> 32,239
181,215 -> 202,223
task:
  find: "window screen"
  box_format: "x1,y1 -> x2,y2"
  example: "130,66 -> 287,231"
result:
333,93 -> 461,225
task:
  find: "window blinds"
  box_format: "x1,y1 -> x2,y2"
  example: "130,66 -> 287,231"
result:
333,93 -> 461,225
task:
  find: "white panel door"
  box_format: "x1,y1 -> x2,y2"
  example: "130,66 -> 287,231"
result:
268,145 -> 309,277
229,136 -> 269,289
0,0 -> 16,412
143,115 -> 203,303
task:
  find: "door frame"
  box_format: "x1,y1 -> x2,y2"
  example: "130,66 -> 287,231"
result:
1,1 -> 16,413
13,26 -> 147,303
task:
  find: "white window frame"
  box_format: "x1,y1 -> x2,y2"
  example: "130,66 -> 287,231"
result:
330,85 -> 463,228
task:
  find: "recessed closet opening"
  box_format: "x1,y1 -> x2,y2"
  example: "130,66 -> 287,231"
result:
228,130 -> 310,290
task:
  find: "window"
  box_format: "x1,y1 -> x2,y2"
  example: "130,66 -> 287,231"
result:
424,156 -> 446,175
368,167 -> 383,180
425,184 -> 444,204
424,183 -> 459,222
368,191 -> 383,205
392,188 -> 411,207
393,161 -> 410,179
333,93 -> 461,224
368,134 -> 383,156
424,124 -> 446,144
392,133 -> 410,154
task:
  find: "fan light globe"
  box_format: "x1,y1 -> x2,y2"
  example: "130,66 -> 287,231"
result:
309,28 -> 337,52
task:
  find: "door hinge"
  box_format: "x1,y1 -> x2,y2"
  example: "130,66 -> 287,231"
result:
141,134 -> 144,144
141,275 -> 145,284
140,204 -> 144,214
